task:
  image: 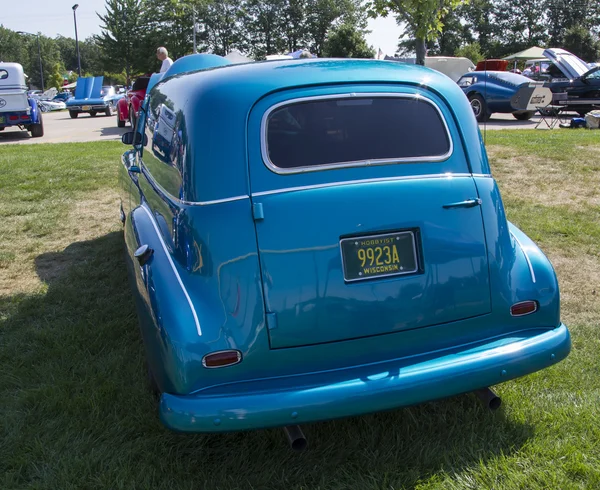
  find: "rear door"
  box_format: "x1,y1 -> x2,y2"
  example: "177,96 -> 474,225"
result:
248,87 -> 492,349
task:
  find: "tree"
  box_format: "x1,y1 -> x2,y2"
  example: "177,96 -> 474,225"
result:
459,0 -> 496,57
494,0 -> 548,55
96,0 -> 146,84
48,62 -> 65,90
368,0 -> 468,65
563,26 -> 600,62
323,23 -> 375,58
202,0 -> 248,55
244,0 -> 287,58
455,42 -> 484,64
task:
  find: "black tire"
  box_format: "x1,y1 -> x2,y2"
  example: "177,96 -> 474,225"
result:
117,115 -> 126,128
69,110 -> 78,119
129,106 -> 137,129
105,104 -> 113,117
468,94 -> 491,122
30,113 -> 44,138
90,111 -> 97,117
513,111 -> 535,121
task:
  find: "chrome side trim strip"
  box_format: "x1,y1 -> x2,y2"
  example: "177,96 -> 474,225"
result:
260,92 -> 454,175
252,173 -> 473,197
510,231 -> 536,284
140,205 -> 202,336
142,166 -> 248,206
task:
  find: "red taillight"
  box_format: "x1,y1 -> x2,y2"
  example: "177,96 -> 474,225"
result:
202,350 -> 242,368
510,300 -> 538,316
20,115 -> 30,120
9,115 -> 18,121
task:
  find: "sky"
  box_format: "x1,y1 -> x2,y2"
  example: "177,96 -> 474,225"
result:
1,0 -> 403,56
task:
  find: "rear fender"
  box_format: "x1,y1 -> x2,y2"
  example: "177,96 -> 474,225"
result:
117,97 -> 128,121
27,98 -> 40,123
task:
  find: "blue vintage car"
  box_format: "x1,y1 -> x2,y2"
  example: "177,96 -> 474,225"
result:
457,71 -> 552,122
66,76 -> 119,118
119,54 -> 570,448
0,62 -> 44,137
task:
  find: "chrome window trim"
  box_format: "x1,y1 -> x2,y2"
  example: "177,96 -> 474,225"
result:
260,92 -> 454,175
251,172 -> 477,197
510,230 -> 537,284
142,164 -> 249,206
139,204 -> 202,336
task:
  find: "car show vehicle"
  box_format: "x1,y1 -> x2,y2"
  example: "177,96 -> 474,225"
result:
119,54 -> 570,447
66,76 -> 119,118
457,71 -> 552,122
0,62 -> 44,137
116,76 -> 150,128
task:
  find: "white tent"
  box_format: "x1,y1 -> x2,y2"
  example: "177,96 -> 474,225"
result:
503,47 -> 546,61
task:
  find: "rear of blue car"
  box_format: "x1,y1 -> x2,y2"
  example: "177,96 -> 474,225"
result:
119,60 -> 570,436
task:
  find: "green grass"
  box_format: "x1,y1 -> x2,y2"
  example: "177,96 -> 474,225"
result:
1,134 -> 600,489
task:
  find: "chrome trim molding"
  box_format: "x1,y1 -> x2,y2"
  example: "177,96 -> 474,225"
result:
252,173 -> 473,197
510,231 -> 537,284
142,165 -> 249,206
140,205 -> 202,336
260,92 -> 454,175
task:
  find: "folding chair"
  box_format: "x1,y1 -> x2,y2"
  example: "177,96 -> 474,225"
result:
535,93 -> 568,129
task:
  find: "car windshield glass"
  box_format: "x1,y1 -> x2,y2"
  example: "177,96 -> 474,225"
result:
265,96 -> 450,170
585,67 -> 600,80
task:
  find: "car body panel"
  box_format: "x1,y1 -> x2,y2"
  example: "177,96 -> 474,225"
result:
119,55 -> 570,433
117,77 -> 150,126
538,48 -> 600,100
66,76 -> 117,114
0,62 -> 42,133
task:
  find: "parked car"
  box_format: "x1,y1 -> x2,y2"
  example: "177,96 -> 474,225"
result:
116,76 -> 150,128
0,62 -> 44,137
457,71 -> 551,122
65,77 -> 118,118
52,91 -> 72,103
37,99 -> 67,112
542,48 -> 600,100
118,54 -> 570,446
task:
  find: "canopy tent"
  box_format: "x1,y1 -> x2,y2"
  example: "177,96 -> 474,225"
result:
503,47 -> 546,61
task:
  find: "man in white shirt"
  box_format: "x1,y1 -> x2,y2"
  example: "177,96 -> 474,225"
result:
157,47 -> 173,73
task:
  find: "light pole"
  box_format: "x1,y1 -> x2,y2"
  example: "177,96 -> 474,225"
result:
72,4 -> 82,76
17,31 -> 44,91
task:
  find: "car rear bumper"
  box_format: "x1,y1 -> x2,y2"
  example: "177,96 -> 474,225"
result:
159,324 -> 570,433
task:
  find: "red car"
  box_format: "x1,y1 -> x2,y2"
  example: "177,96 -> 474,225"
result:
116,76 -> 150,128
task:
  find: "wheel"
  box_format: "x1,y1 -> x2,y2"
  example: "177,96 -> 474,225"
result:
117,115 -> 126,128
468,94 -> 491,122
105,104 -> 113,117
69,110 -> 78,119
39,103 -> 49,113
513,111 -> 535,121
90,111 -> 97,117
30,113 -> 44,138
129,106 -> 137,129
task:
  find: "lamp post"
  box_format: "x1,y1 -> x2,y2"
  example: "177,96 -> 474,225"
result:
72,4 -> 82,76
17,31 -> 44,91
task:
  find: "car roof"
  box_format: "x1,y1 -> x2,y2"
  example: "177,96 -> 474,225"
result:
158,58 -> 461,101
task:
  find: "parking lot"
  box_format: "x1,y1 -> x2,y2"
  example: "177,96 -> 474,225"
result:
0,110 -> 129,144
0,110 -> 564,146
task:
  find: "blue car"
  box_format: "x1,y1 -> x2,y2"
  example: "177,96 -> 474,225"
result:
118,55 -> 570,448
457,71 -> 551,122
0,62 -> 44,137
66,76 -> 118,118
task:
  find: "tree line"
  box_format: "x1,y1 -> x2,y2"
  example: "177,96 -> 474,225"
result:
1,0 -> 599,91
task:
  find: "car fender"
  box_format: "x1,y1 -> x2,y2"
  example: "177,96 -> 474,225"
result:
27,98 -> 40,123
117,97 -> 128,121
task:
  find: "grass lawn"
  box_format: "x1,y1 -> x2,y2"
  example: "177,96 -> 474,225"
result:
1,134 -> 599,489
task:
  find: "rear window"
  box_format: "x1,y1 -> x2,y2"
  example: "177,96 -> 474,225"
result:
264,95 -> 451,172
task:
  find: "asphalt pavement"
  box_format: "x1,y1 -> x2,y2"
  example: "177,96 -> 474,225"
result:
0,110 -> 130,145
0,109 -> 572,146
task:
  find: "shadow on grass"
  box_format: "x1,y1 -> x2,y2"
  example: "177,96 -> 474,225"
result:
0,231 -> 534,489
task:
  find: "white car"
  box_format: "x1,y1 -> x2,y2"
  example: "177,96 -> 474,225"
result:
37,100 -> 67,112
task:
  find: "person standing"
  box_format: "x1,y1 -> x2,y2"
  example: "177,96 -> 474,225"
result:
157,47 -> 173,73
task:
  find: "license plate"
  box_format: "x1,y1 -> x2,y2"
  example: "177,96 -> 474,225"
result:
0,116 -> 4,124
340,231 -> 418,282
82,105 -> 91,111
